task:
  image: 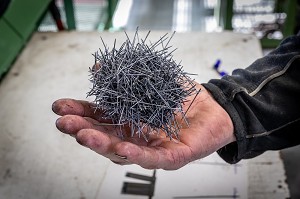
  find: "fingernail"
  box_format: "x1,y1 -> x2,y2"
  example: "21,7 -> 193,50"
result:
55,118 -> 69,134
55,118 -> 68,135
111,160 -> 129,165
76,138 -> 84,146
52,101 -> 57,113
114,153 -> 127,160
55,118 -> 61,127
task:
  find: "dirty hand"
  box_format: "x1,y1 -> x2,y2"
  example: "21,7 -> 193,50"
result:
52,83 -> 235,170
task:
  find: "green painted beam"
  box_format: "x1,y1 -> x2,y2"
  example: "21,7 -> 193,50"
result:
215,0 -> 233,30
64,0 -> 76,30
0,0 -> 52,78
104,0 -> 118,30
282,0 -> 297,37
3,0 -> 51,41
0,20 -> 23,77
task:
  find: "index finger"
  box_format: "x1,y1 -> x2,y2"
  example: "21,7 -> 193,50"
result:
52,98 -> 104,120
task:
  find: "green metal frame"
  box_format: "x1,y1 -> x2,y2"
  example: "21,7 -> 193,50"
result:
104,0 -> 119,30
215,0 -> 234,31
261,0 -> 298,48
0,0 -> 120,78
215,0 -> 298,48
0,0 -> 52,78
64,0 -> 76,30
63,0 -> 118,31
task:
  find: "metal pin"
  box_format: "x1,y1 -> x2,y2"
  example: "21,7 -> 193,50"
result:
87,29 -> 199,140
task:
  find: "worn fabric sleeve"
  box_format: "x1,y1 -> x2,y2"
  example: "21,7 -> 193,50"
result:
202,34 -> 300,164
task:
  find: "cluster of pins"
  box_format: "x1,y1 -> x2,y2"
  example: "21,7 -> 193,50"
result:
87,29 -> 200,141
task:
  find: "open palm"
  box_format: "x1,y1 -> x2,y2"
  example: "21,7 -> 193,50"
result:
52,83 -> 234,170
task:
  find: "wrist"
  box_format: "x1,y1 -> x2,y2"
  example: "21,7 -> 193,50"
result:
198,84 -> 236,146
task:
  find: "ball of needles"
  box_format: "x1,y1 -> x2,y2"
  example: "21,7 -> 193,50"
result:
87,30 -> 200,141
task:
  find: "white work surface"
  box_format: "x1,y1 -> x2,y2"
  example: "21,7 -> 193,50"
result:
0,31 -> 289,199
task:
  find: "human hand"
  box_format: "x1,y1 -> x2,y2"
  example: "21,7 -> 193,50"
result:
52,83 -> 235,170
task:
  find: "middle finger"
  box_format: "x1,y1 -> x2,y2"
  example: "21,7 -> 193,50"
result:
56,115 -> 114,136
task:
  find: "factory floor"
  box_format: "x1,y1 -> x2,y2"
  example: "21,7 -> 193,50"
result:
281,146 -> 300,199
4,0 -> 299,198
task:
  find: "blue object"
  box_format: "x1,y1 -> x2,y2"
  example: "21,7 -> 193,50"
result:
219,71 -> 228,77
213,59 -> 221,70
213,59 -> 228,77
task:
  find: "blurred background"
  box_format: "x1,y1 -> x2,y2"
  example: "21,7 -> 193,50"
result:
0,0 -> 300,198
1,0 -> 300,78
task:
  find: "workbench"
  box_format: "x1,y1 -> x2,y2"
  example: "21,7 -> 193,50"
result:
0,31 -> 289,199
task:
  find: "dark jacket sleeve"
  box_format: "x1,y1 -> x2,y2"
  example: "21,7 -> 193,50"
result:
202,34 -> 300,164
